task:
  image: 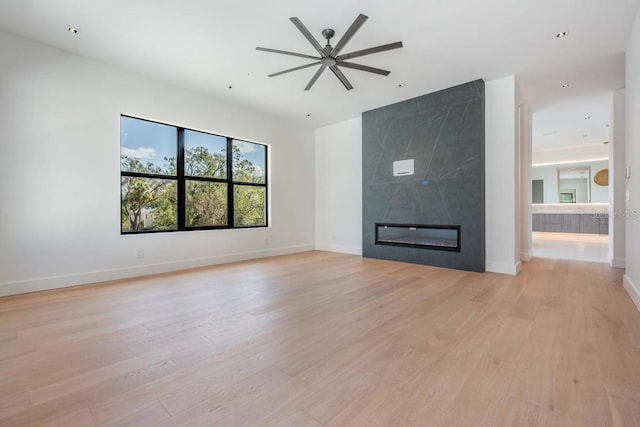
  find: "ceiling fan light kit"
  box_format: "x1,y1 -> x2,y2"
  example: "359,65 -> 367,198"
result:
256,13 -> 403,91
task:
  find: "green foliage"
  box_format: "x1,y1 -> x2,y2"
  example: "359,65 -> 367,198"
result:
186,181 -> 227,226
121,156 -> 162,175
185,146 -> 226,178
120,176 -> 177,232
120,143 -> 265,231
150,181 -> 178,229
120,156 -> 177,232
234,186 -> 266,227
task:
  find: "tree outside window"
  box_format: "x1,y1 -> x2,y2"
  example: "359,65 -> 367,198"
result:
120,116 -> 267,233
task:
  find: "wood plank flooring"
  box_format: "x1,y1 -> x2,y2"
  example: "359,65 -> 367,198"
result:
1,251 -> 639,426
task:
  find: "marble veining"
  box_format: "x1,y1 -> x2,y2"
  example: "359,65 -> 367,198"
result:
362,80 -> 485,272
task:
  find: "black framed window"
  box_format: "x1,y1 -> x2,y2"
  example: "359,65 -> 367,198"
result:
120,115 -> 268,233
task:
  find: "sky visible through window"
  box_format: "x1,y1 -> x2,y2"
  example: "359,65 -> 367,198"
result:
120,116 -> 266,176
120,116 -> 176,174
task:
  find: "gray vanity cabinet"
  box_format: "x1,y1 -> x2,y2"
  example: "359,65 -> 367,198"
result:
532,213 -> 608,235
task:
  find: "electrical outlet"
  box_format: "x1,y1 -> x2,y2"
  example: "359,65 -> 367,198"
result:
137,249 -> 144,259
265,238 -> 269,246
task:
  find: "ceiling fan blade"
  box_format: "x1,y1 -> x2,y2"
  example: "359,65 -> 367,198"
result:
337,61 -> 390,76
330,14 -> 368,57
269,62 -> 321,78
305,64 -> 327,91
290,17 -> 325,56
329,65 -> 354,90
337,41 -> 403,61
256,47 -> 320,61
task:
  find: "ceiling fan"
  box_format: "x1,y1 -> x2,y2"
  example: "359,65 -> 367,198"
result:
256,14 -> 403,91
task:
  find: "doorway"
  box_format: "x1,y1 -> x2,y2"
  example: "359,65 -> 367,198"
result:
528,93 -> 612,263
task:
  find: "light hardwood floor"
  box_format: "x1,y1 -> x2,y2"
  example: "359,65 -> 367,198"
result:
1,251 -> 639,426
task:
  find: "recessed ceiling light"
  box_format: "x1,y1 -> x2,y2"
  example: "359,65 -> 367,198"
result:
605,123 -> 610,128
584,116 -> 591,120
306,114 -> 311,117
227,85 -> 233,89
556,31 -> 568,38
561,83 -> 571,88
397,83 -> 407,88
67,26 -> 78,34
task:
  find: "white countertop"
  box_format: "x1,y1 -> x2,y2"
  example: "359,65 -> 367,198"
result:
532,203 -> 609,214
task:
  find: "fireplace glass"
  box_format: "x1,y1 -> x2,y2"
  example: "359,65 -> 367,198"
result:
375,223 -> 461,252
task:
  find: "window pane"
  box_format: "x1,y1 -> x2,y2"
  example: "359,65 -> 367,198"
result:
121,177 -> 177,232
120,117 -> 177,175
234,185 -> 266,227
232,140 -> 266,184
186,180 -> 228,227
184,130 -> 227,179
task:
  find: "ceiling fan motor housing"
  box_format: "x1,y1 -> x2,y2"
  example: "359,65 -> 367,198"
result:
321,57 -> 337,66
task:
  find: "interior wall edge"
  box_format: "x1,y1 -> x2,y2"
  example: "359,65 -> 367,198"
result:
486,260 -> 520,276
611,257 -> 626,269
623,274 -> 640,312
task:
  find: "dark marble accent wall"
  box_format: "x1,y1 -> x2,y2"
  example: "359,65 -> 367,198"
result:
362,80 -> 485,272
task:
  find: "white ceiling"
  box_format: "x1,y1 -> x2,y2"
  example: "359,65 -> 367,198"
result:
0,0 -> 637,128
532,92 -> 613,153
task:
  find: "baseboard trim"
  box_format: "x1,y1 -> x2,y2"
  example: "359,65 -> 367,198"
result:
486,260 -> 521,276
623,274 -> 640,312
520,252 -> 532,262
314,244 -> 362,256
0,244 -> 314,298
610,257 -> 626,269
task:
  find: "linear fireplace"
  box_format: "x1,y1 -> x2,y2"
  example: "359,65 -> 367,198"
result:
375,223 -> 461,252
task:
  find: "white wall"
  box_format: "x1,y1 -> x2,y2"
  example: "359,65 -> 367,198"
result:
0,30 -> 315,296
519,104 -> 532,261
485,75 -> 521,275
315,118 -> 362,255
610,89 -> 626,268
624,9 -> 640,311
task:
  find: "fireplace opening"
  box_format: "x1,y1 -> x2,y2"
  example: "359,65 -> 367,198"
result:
375,223 -> 461,252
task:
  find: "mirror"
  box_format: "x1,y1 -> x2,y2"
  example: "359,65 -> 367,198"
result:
531,160 -> 609,204
558,167 -> 590,203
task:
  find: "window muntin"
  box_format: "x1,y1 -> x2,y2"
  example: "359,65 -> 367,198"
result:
120,116 -> 268,233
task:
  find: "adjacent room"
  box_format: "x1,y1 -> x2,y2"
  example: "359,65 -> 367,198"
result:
1,1 -> 640,426
529,93 -> 613,263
